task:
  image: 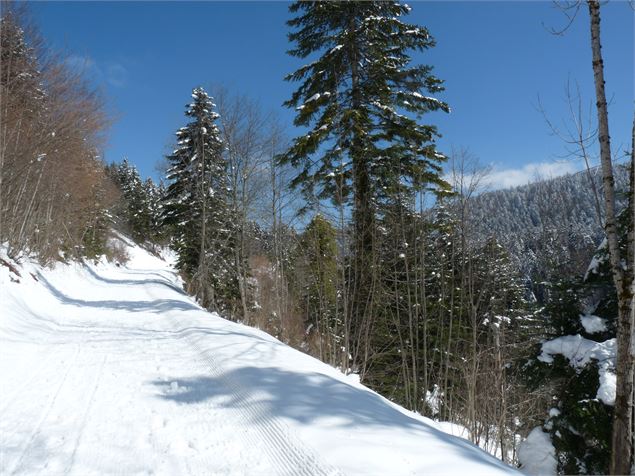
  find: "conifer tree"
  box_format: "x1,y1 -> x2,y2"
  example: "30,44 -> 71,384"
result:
110,159 -> 147,240
162,87 -> 238,311
282,0 -> 449,374
297,214 -> 340,364
107,159 -> 164,243
144,177 -> 165,243
522,233 -> 622,474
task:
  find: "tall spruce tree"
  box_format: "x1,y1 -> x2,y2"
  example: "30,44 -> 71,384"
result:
282,0 -> 449,375
162,87 -> 237,311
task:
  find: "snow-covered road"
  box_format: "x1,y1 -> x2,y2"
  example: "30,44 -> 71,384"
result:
1,240 -> 518,475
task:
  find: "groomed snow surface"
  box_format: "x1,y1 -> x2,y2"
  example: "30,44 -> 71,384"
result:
1,238 -> 518,475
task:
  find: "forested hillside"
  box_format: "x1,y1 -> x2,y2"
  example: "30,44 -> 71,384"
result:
468,165 -> 630,296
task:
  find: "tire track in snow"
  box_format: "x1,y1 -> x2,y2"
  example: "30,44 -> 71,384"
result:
166,314 -> 344,476
150,331 -> 262,475
64,353 -> 107,475
137,275 -> 342,476
9,344 -> 81,475
24,265 -> 344,476
0,346 -> 64,417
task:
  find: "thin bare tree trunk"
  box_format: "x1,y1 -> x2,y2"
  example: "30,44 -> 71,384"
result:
628,116 -> 635,476
587,2 -> 634,473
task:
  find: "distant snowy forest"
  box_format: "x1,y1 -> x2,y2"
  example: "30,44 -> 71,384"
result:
1,1 -> 633,475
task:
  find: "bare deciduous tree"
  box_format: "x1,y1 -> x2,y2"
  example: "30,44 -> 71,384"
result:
1,3 -> 113,261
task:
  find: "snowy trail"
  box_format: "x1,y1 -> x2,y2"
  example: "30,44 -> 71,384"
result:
1,241 -> 518,475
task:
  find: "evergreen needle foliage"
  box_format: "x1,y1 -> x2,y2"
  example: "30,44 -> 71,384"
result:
162,87 -> 239,311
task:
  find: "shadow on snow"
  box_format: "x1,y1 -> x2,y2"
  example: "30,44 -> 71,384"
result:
83,265 -> 187,295
36,272 -> 198,314
151,366 -> 510,470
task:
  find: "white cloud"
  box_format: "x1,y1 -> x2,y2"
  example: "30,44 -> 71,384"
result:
482,160 -> 579,190
442,160 -> 581,193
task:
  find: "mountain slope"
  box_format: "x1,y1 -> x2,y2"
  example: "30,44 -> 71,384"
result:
467,164 -> 629,280
0,238 -> 517,476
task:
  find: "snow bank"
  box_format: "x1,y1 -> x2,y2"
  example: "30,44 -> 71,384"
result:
518,427 -> 556,476
538,334 -> 616,405
0,239 -> 518,475
579,314 -> 607,334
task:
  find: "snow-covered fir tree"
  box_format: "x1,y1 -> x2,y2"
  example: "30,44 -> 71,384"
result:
282,0 -> 450,375
521,231 -> 623,474
107,159 -> 164,244
144,177 -> 165,243
110,159 -> 149,240
162,87 -> 238,311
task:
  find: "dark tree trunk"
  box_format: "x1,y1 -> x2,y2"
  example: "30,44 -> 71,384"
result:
348,8 -> 375,377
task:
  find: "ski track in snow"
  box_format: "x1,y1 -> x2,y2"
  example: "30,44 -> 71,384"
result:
164,318 -> 341,476
0,243 -> 518,476
145,282 -> 341,476
9,345 -> 82,475
0,346 -> 65,417
1,256 -> 340,476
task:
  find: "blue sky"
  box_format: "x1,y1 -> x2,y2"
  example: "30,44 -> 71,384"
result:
32,1 -> 633,187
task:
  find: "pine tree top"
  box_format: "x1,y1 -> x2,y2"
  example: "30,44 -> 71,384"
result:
281,1 -> 451,207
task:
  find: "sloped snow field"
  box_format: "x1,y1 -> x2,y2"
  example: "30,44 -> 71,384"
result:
0,238 -> 517,475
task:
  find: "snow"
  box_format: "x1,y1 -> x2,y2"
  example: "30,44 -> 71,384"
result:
298,92 -> 332,111
0,239 -> 518,476
518,427 -> 556,476
433,421 -> 470,440
538,334 -> 616,405
583,238 -> 607,280
579,314 -> 607,334
425,384 -> 442,416
597,370 -> 616,405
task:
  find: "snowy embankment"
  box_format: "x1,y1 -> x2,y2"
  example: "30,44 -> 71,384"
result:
0,237 -> 517,475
